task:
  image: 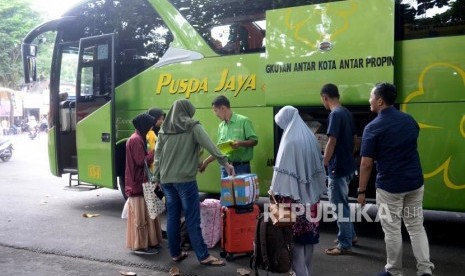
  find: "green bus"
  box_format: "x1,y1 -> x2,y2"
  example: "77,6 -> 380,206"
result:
22,0 -> 465,212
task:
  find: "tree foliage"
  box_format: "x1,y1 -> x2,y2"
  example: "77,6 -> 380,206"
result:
415,0 -> 450,15
400,0 -> 465,26
0,0 -> 42,89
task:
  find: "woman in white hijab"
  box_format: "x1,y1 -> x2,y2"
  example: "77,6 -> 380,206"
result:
271,106 -> 326,276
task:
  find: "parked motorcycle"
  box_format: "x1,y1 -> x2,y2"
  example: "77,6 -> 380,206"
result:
39,122 -> 48,133
0,137 -> 13,162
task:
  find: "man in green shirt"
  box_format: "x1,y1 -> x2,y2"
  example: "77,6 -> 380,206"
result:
200,95 -> 258,177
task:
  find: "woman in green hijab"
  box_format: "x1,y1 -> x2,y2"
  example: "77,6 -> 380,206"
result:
153,99 -> 234,266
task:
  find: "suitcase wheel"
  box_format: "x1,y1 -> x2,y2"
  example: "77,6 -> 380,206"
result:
226,254 -> 234,262
220,251 -> 235,262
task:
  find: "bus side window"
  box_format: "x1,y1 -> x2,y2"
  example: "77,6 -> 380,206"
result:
241,24 -> 265,53
238,25 -> 249,53
209,22 -> 265,55
221,24 -> 242,54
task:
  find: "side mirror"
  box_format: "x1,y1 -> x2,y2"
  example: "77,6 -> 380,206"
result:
22,44 -> 38,83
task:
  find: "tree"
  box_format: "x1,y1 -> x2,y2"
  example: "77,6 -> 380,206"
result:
398,0 -> 465,26
416,0 -> 450,16
0,0 -> 42,90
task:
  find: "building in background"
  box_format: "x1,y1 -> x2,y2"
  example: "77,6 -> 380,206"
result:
1,84 -> 48,135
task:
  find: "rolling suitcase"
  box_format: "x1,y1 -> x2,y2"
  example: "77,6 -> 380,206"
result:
220,204 -> 260,261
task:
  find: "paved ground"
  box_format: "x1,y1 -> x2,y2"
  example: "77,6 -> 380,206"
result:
0,246 -> 162,276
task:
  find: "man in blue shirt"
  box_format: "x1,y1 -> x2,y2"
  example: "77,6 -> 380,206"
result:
320,83 -> 357,256
357,83 -> 434,276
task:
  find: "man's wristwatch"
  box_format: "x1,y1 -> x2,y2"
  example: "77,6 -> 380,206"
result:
357,188 -> 366,195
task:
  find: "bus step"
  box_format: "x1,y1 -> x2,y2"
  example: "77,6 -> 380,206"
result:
69,172 -> 80,187
62,168 -> 98,189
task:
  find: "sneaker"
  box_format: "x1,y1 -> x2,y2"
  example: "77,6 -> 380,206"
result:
133,248 -> 159,255
377,271 -> 392,276
150,244 -> 162,250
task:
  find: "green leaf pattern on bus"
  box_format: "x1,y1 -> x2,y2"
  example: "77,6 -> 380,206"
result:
402,63 -> 465,190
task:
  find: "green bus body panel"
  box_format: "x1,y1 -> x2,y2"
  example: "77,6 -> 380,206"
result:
48,127 -> 58,176
265,0 -> 394,106
76,103 -> 114,188
396,36 -> 465,212
406,103 -> 465,212
396,36 -> 465,103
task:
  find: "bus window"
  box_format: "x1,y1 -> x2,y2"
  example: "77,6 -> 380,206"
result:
80,67 -> 93,97
61,0 -> 173,87
397,0 -> 465,40
209,22 -> 265,54
77,44 -> 112,99
169,0 -> 344,55
59,44 -> 79,99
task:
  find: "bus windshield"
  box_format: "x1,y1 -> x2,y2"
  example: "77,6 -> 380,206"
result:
59,44 -> 79,99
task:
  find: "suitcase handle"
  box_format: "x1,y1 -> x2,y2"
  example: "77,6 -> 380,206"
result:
229,176 -> 237,206
234,204 -> 254,214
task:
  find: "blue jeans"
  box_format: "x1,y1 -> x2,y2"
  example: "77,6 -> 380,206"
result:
327,173 -> 356,250
221,163 -> 251,178
162,181 -> 209,261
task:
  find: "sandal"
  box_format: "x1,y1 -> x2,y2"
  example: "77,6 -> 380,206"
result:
325,247 -> 352,256
333,238 -> 358,246
172,252 -> 188,263
200,256 -> 226,266
169,267 -> 181,276
237,268 -> 251,275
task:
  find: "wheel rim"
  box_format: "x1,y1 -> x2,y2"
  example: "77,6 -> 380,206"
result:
1,149 -> 12,161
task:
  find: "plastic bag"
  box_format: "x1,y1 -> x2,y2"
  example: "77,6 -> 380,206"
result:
121,199 -> 129,219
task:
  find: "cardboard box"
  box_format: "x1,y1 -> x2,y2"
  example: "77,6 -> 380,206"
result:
221,174 -> 259,207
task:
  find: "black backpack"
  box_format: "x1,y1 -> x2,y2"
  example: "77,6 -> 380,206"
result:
250,213 -> 294,275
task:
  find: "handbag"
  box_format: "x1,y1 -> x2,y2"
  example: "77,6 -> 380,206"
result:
154,185 -> 164,200
142,160 -> 166,219
268,190 -> 295,228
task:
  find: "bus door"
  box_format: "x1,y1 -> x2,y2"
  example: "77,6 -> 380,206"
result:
75,34 -> 116,188
54,41 -> 79,178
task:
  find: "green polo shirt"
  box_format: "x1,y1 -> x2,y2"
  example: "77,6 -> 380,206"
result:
217,112 -> 258,162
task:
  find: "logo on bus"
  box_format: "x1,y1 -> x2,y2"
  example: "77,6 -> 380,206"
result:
88,165 -> 101,179
319,41 -> 332,51
155,69 -> 257,98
